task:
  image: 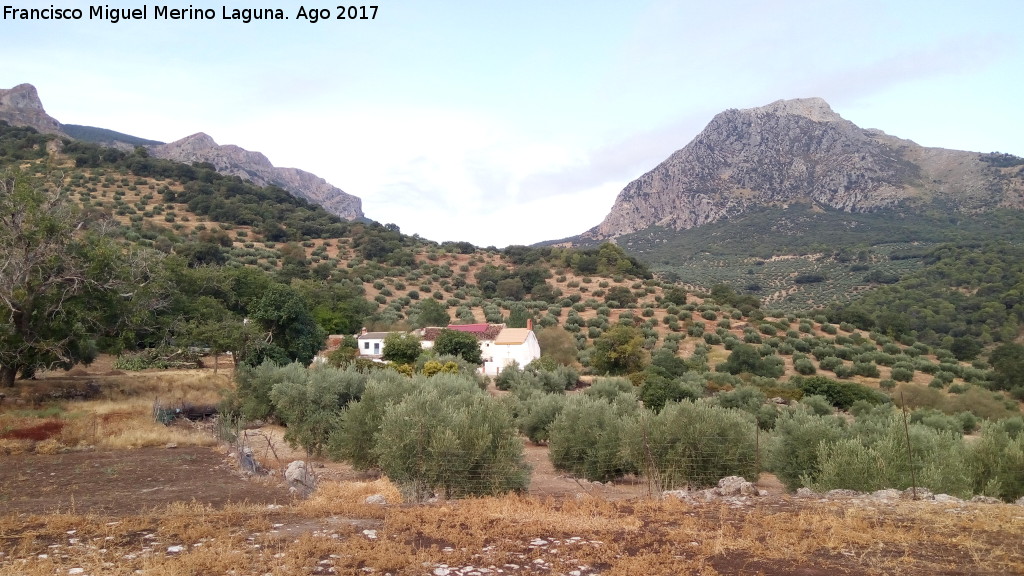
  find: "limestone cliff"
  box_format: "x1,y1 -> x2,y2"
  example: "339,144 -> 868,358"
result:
584,98 -> 1023,239
150,133 -> 364,221
0,84 -> 66,135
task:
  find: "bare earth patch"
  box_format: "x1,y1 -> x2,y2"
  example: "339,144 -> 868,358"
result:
0,446 -> 292,516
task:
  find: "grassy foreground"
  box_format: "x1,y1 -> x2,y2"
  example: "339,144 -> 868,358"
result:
1,482 -> 1022,575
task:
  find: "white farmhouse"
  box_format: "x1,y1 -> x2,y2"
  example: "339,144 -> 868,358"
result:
485,326 -> 542,376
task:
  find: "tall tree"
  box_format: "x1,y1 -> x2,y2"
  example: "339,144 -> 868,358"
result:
590,325 -> 648,375
0,170 -> 123,386
244,283 -> 326,366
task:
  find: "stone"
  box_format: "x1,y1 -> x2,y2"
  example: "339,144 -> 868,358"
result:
795,487 -> 817,498
716,476 -> 758,496
364,494 -> 388,505
969,495 -> 1003,505
825,489 -> 862,498
285,461 -> 315,488
870,489 -> 902,500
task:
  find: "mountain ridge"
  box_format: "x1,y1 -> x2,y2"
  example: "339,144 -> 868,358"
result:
580,97 -> 1024,241
0,83 -> 363,221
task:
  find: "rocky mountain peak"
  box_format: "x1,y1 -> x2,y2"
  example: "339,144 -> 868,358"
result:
582,98 -> 1020,241
0,83 -> 65,134
174,132 -> 219,151
744,97 -> 842,123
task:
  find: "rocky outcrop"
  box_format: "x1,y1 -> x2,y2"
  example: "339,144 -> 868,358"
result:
0,83 -> 364,221
150,133 -> 364,221
584,97 -> 1024,239
0,83 -> 66,135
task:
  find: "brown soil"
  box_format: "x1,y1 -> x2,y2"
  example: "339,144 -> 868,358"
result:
0,446 -> 292,516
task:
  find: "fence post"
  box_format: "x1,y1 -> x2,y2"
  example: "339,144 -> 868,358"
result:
900,392 -> 917,500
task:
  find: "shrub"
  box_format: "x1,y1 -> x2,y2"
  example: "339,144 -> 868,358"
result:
967,417 -> 1024,501
793,375 -> 889,410
232,361 -> 307,422
269,364 -> 370,457
640,374 -> 703,412
623,401 -> 758,490
371,373 -> 530,499
800,395 -> 834,416
794,358 -> 817,375
766,409 -> 849,491
812,415 -> 972,498
853,361 -> 880,378
517,393 -> 568,444
548,395 -> 637,482
891,366 -> 914,382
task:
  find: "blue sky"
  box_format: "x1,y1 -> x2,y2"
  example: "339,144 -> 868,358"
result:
3,0 -> 1022,246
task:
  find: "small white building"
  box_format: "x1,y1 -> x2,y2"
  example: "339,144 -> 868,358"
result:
356,330 -> 390,359
485,327 -> 542,376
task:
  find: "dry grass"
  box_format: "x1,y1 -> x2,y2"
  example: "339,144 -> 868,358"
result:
2,474 -> 1022,575
0,365 -> 230,454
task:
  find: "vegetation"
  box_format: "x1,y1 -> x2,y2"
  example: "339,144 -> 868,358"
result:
2,120 -> 1023,507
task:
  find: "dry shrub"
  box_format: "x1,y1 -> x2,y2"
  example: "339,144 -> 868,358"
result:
297,478 -> 402,519
0,437 -> 33,454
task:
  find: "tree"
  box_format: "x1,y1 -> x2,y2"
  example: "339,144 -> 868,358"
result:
0,170 -> 123,387
590,325 -> 648,375
506,303 -> 532,328
990,343 -> 1024,392
413,298 -> 449,328
371,373 -> 530,499
245,284 -> 326,366
434,329 -> 483,364
717,343 -> 783,378
381,332 -> 422,365
534,326 -> 578,366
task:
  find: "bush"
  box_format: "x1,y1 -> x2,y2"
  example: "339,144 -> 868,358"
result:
329,371 -> 420,468
891,366 -> 914,382
793,375 -> 889,410
623,401 -> 758,490
812,415 -> 972,497
967,417 -> 1024,501
640,374 -> 703,412
766,409 -> 849,491
548,395 -> 637,482
233,361 -> 307,422
517,393 -> 568,444
794,358 -> 817,375
371,373 -> 530,499
269,364 -> 370,457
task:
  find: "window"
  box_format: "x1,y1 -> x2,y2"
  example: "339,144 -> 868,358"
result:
363,342 -> 369,350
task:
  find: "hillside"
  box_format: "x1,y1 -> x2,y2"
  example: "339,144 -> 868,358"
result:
0,83 -> 364,221
2,121 -> 1020,421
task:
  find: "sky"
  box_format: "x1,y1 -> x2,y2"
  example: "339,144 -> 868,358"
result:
3,0 -> 1022,247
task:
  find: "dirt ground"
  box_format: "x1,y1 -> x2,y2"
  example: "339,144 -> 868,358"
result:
0,445 -> 292,516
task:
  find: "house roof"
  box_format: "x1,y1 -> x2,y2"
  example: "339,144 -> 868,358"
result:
421,323 -> 505,342
494,328 -> 532,345
357,332 -> 391,340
